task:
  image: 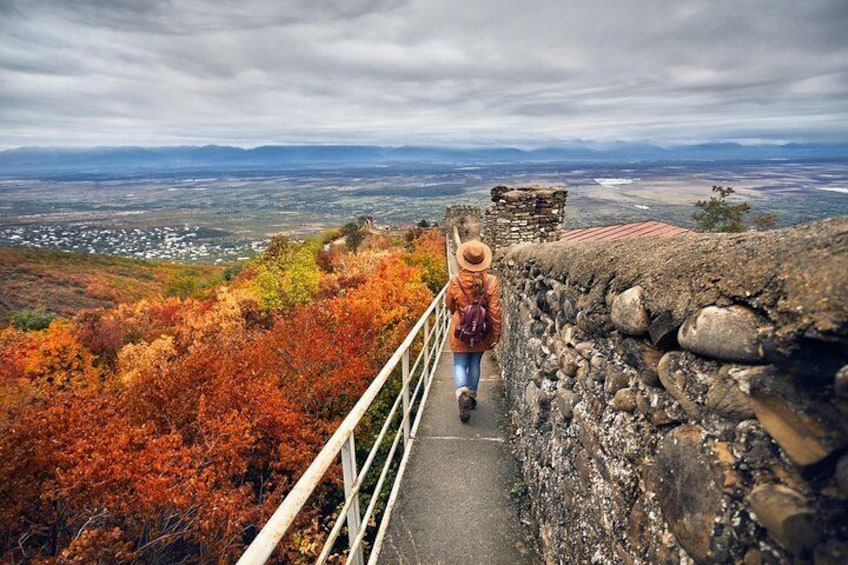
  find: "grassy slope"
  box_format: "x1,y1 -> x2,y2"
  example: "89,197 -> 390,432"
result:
0,247 -> 225,319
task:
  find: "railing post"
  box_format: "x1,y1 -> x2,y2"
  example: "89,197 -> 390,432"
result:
439,301 -> 447,346
341,434 -> 364,565
423,319 -> 431,379
437,302 -> 443,345
433,308 -> 440,366
401,350 -> 411,447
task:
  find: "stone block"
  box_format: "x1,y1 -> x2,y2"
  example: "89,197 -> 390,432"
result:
544,288 -> 560,313
678,305 -> 768,362
590,354 -> 606,373
555,387 -> 577,420
612,389 -> 637,412
649,408 -> 678,427
751,390 -> 843,466
551,338 -> 566,357
657,352 -> 702,420
617,337 -> 662,387
705,368 -> 754,420
653,425 -> 731,563
559,349 -> 580,377
748,483 -> 821,555
576,362 -> 593,392
604,367 -> 630,394
635,391 -> 650,415
576,310 -> 607,334
611,286 -> 650,336
574,341 -> 596,359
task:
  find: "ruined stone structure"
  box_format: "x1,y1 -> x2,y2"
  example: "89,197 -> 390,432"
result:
484,186 -> 567,250
494,218 -> 848,564
444,204 -> 483,244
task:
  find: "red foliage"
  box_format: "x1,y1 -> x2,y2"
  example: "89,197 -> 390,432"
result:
73,309 -> 124,365
0,230 -> 444,563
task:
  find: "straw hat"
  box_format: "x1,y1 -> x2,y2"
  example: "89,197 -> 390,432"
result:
456,240 -> 492,272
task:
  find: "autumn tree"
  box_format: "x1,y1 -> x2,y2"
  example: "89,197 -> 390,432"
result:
246,237 -> 321,312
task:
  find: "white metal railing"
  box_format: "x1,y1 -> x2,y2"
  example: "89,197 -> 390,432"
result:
238,274 -> 452,564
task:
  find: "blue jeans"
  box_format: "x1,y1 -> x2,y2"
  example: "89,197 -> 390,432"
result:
453,351 -> 484,394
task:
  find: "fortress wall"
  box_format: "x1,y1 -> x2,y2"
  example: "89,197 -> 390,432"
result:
484,186 -> 567,250
445,205 -> 483,244
494,218 -> 848,564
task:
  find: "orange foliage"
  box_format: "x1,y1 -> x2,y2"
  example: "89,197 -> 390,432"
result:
403,228 -> 449,293
0,320 -> 103,400
0,229 -> 445,563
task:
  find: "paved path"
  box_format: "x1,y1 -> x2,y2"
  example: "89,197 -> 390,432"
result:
378,349 -> 539,564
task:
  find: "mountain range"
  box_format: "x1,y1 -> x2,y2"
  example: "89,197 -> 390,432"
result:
1,142 -> 847,176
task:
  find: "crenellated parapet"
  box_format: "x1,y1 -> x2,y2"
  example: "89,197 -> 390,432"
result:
495,217 -> 848,564
483,185 -> 567,251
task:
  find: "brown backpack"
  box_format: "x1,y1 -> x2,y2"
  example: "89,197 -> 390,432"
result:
454,275 -> 491,346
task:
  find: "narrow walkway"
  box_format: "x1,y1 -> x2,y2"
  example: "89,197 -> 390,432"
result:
379,349 -> 538,564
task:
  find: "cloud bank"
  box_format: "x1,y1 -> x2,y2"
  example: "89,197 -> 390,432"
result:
1,0 -> 846,147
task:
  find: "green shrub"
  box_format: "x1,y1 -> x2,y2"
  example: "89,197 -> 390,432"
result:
10,309 -> 56,331
222,264 -> 243,282
341,222 -> 365,253
692,185 -> 751,232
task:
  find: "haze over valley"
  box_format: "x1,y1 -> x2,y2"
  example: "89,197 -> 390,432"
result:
1,150 -> 846,262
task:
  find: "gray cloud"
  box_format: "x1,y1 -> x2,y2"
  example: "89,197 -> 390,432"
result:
0,0 -> 846,147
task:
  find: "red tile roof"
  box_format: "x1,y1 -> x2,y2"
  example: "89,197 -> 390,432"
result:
560,220 -> 692,242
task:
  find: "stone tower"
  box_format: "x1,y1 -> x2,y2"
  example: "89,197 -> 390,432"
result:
483,185 -> 567,251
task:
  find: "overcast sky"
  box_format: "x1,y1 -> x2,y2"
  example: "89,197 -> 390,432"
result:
1,0 -> 846,148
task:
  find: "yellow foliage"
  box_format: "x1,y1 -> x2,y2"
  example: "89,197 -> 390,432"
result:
244,238 -> 321,312
117,335 -> 176,386
18,320 -> 102,393
173,289 -> 247,350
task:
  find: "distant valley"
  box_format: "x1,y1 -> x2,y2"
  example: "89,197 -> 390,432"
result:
1,147 -> 847,262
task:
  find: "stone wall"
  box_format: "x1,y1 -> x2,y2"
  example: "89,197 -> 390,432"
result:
495,218 -> 848,564
445,205 -> 483,243
484,186 -> 567,251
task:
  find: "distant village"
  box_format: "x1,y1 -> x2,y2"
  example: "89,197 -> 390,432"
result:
0,224 -> 265,263
0,216 -> 439,264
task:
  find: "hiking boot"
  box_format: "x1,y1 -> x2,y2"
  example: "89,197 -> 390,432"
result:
458,392 -> 472,423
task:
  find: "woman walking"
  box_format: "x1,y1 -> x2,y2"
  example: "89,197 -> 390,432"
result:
446,240 -> 502,423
